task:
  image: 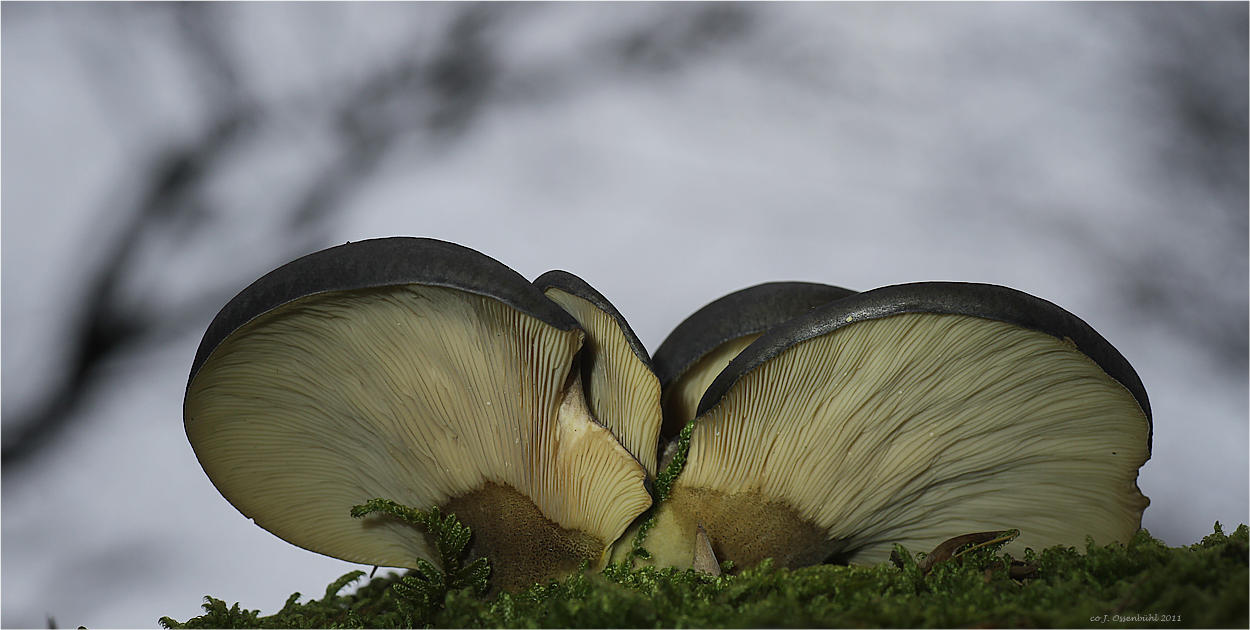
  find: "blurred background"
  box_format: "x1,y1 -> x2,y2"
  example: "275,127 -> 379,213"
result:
2,2 -> 1246,628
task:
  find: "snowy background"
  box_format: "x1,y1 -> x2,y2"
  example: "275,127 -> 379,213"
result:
3,3 -> 1246,628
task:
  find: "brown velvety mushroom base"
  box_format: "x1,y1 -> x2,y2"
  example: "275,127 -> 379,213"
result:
439,482 -> 606,593
662,486 -> 843,571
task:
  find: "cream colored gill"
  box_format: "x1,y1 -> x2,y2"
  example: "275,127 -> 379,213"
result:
550,368 -> 652,548
679,312 -> 1150,563
661,333 -> 763,432
542,287 -> 662,478
186,285 -> 649,568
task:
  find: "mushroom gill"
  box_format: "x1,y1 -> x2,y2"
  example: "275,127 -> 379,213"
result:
536,270 -> 663,479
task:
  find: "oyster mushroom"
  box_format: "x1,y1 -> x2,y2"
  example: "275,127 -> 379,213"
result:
653,281 -> 858,441
184,237 -> 652,592
637,282 -> 1152,570
534,270 -> 663,478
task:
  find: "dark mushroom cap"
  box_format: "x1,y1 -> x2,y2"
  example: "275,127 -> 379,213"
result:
654,281 -> 860,388
190,238 -> 580,383
700,282 -> 1151,431
184,237 -> 651,592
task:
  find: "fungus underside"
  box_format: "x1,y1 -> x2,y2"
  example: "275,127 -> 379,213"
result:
160,522 -> 1248,629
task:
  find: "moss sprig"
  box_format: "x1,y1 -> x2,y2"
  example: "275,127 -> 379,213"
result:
653,418 -> 697,502
349,498 -> 490,625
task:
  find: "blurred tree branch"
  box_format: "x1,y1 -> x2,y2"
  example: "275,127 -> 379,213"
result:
1,2 -> 759,471
1119,2 -> 1248,370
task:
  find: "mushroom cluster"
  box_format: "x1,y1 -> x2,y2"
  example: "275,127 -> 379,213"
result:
185,237 -> 1151,592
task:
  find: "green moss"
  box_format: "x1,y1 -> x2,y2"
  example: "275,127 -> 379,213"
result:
161,523 -> 1248,629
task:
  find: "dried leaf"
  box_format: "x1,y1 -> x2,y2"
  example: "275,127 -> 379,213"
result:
918,530 -> 1019,575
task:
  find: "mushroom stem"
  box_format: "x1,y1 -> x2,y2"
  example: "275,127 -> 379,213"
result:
635,487 -> 844,571
439,482 -> 604,593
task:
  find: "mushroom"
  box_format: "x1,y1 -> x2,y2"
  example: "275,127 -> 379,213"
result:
636,282 -> 1152,571
653,282 -> 858,442
534,270 -> 663,478
186,239 -> 1154,587
184,237 -> 652,592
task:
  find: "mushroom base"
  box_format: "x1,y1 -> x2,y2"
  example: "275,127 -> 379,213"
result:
440,482 -> 607,593
641,486 -> 845,571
